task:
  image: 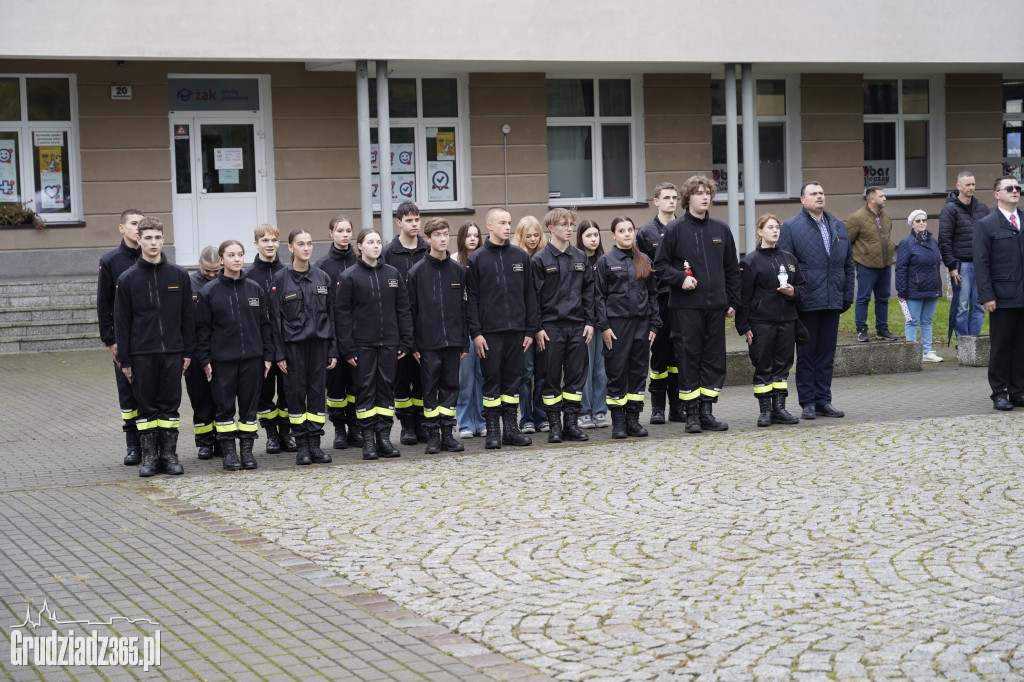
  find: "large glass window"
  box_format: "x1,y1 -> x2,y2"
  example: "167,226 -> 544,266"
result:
546,78 -> 640,203
0,75 -> 80,222
1002,81 -> 1024,182
368,76 -> 466,209
711,79 -> 788,196
863,78 -> 930,191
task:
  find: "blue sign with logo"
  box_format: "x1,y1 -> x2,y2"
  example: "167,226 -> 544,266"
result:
168,78 -> 260,111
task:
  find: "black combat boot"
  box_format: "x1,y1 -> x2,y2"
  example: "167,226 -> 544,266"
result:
699,401 -> 728,432
264,421 -> 282,454
415,414 -> 429,444
345,405 -> 364,447
124,430 -> 142,466
668,390 -> 686,423
158,429 -> 184,475
294,434 -> 313,465
609,406 -> 628,439
376,428 -> 401,458
239,438 -> 258,469
684,401 -> 702,434
771,392 -> 800,424
221,437 -> 242,471
440,425 -> 464,452
279,418 -> 298,452
213,439 -> 224,458
648,379 -> 666,424
545,409 -> 563,443
425,427 -> 441,454
625,405 -> 649,437
502,405 -> 531,446
484,408 -> 502,449
398,415 -> 418,445
562,408 -> 589,442
332,421 -> 347,449
310,434 -> 332,463
197,443 -> 214,460
138,431 -> 160,477
361,423 -> 378,460
756,393 -> 773,427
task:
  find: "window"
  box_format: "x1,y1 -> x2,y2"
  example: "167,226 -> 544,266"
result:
710,79 -> 790,197
1002,81 -> 1024,181
0,75 -> 80,222
546,78 -> 641,204
863,78 -> 930,191
368,76 -> 467,210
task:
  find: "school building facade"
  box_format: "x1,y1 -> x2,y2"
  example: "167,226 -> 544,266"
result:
2,0 -> 1023,274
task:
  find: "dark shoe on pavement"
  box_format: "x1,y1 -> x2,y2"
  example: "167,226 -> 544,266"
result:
815,403 -> 845,418
800,405 -> 817,420
857,330 -> 870,342
877,329 -> 897,340
1010,394 -> 1024,408
993,396 -> 1014,411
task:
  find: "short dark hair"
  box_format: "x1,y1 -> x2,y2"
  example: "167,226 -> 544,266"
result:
994,175 -> 1017,191
422,217 -> 449,237
956,170 -> 975,183
653,182 -> 678,200
864,186 -> 884,201
120,208 -> 144,224
395,201 -> 420,220
800,181 -> 823,197
138,216 -> 163,234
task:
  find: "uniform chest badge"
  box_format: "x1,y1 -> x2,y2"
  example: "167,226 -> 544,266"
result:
388,279 -> 399,288
512,263 -> 524,272
788,264 -> 796,272
192,294 -> 198,301
610,266 -> 622,271
248,298 -> 260,307
573,262 -> 585,271
316,285 -> 328,295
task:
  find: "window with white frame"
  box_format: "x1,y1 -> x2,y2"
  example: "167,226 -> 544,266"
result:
0,74 -> 80,223
863,78 -> 931,191
710,79 -> 790,198
546,78 -> 641,204
1002,80 -> 1024,182
368,76 -> 467,210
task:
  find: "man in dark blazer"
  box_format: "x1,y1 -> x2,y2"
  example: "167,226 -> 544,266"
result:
974,175 -> 1024,411
778,182 -> 855,420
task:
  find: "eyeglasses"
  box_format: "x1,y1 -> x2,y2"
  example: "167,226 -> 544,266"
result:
1000,185 -> 1022,193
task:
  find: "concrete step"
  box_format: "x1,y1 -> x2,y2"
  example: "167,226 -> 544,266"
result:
0,305 -> 97,324
0,335 -> 102,354
0,292 -> 96,308
0,276 -> 96,296
0,319 -> 99,342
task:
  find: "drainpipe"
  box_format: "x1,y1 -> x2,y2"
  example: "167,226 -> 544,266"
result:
741,64 -> 757,255
376,61 -> 393,240
355,60 -> 373,231
725,65 -> 739,248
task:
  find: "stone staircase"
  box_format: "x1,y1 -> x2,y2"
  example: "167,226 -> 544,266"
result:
0,277 -> 101,353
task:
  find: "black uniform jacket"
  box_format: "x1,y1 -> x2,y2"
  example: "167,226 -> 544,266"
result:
735,246 -> 807,335
654,211 -> 741,310
334,259 -> 414,360
382,235 -> 429,281
268,265 -> 337,362
114,255 -> 195,366
315,244 -> 358,284
594,247 -> 662,333
244,255 -> 284,300
97,240 -> 140,346
974,208 -> 1024,308
466,238 -> 539,337
195,273 -> 275,366
532,242 -> 596,328
636,215 -> 671,296
407,253 -> 469,352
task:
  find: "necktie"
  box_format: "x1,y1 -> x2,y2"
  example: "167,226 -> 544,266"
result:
1012,214 -> 1019,231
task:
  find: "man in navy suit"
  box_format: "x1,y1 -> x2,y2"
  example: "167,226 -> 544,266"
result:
974,175 -> 1024,411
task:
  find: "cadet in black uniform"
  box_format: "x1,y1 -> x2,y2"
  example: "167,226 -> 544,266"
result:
245,223 -> 294,454
185,246 -> 221,460
468,207 -> 539,449
97,208 -> 143,465
196,240 -> 276,470
407,218 -> 468,455
314,214 -> 361,450
654,175 -> 741,434
736,214 -> 806,427
595,216 -> 661,439
113,217 -> 194,477
334,229 -> 414,460
532,208 -> 595,443
268,229 -> 337,466
381,201 -> 429,446
636,182 -> 681,424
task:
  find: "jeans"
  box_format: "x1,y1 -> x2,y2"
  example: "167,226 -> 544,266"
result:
854,264 -> 891,333
519,345 -> 546,426
953,261 -> 985,337
456,341 -> 485,434
581,337 -> 608,417
904,297 -> 938,354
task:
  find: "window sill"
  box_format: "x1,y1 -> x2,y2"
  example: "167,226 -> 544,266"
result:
373,207 -> 474,216
0,220 -> 86,229
547,200 -> 649,210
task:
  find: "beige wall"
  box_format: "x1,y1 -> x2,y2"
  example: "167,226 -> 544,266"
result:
945,73 -> 1003,193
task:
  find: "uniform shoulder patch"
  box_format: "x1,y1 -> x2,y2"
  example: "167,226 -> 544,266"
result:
248,297 -> 260,307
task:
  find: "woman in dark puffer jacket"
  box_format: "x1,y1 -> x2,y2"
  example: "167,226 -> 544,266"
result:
896,210 -> 944,363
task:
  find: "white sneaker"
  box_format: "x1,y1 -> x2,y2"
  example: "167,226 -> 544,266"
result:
578,415 -> 594,429
459,429 -> 474,438
593,412 -> 609,428
922,351 -> 943,363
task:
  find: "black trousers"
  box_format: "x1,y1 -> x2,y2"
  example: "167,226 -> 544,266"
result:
794,309 -> 841,408
351,346 -> 398,432
326,362 -> 354,427
184,363 -> 216,447
131,353 -> 182,433
210,358 -> 263,441
671,308 -> 727,403
480,330 -> 525,415
420,347 -> 461,428
394,354 -> 423,419
648,293 -> 677,390
538,324 -> 588,415
604,317 -> 649,409
282,338 -> 328,437
988,306 -> 1024,401
747,320 -> 796,395
258,363 -> 288,427
112,360 -> 139,433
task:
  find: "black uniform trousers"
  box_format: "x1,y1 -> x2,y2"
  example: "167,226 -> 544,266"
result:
671,308 -> 727,403
794,309 -> 841,408
131,352 -> 183,434
604,317 -> 649,411
480,330 -> 525,415
394,355 -> 423,420
258,364 -> 289,429
210,358 -> 263,442
419,347 -> 461,428
112,360 -> 139,433
184,363 -> 216,447
538,324 -> 588,415
649,293 -> 677,386
351,346 -> 398,432
747,321 -> 796,396
281,338 -> 328,437
988,307 -> 1024,401
326,363 -> 355,427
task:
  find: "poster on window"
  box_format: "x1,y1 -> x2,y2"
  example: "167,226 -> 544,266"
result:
436,132 -> 455,160
391,144 -> 414,173
370,144 -> 379,173
371,174 -> 417,203
38,146 -> 65,210
33,131 -> 64,147
1007,132 -> 1021,158
0,140 -> 17,200
863,161 -> 896,189
427,161 -> 454,202
214,148 -> 244,170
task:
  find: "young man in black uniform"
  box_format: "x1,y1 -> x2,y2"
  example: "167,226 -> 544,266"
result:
114,217 -> 195,477
636,182 -> 682,424
314,214 -> 361,449
381,201 -> 429,445
654,175 -> 741,433
245,223 -> 293,454
97,208 -> 143,465
185,245 -> 221,460
467,207 -> 538,449
533,208 -> 596,443
408,218 -> 468,454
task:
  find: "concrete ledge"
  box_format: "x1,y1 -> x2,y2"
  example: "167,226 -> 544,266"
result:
956,335 -> 990,367
724,340 -> 923,386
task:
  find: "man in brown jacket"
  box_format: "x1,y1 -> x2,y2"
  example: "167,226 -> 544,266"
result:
847,186 -> 897,342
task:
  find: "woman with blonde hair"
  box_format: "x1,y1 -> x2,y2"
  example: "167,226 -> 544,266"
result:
511,215 -> 549,433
